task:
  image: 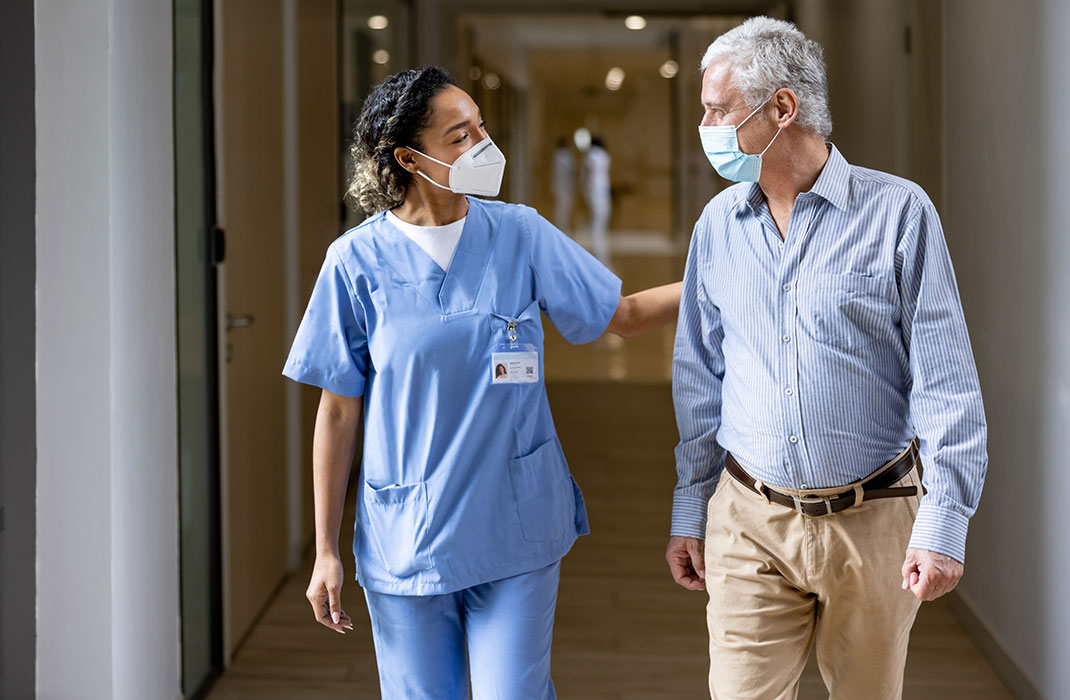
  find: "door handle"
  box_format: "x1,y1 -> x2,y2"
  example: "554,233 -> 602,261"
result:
225,313 -> 255,330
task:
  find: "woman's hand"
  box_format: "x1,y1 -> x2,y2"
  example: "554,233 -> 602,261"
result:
306,552 -> 354,634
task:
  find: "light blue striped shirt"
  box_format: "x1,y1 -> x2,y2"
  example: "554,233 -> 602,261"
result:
671,145 -> 987,563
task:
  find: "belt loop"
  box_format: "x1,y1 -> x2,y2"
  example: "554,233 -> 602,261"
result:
853,483 -> 864,507
754,479 -> 771,505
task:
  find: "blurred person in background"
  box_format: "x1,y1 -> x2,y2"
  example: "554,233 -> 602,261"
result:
551,135 -> 575,232
283,66 -> 681,700
581,134 -> 611,268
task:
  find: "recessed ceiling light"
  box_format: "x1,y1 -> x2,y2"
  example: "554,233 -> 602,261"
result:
659,60 -> 679,78
624,15 -> 646,30
367,15 -> 389,30
483,72 -> 501,90
372,49 -> 390,65
605,66 -> 625,90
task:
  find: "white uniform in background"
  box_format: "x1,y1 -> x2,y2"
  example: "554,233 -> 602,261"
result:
551,145 -> 575,232
582,144 -> 611,268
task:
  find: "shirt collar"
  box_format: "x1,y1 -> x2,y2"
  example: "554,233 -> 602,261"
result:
735,143 -> 850,216
807,144 -> 850,212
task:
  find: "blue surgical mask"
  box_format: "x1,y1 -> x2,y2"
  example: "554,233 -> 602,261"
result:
699,98 -> 783,182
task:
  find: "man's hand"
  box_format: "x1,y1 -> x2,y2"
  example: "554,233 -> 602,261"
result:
901,548 -> 963,601
666,536 -> 706,591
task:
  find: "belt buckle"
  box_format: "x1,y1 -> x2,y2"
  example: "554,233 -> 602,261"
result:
792,494 -> 833,516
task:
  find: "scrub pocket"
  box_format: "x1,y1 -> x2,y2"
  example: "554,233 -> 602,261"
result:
805,273 -> 895,352
363,481 -> 433,577
509,438 -> 574,542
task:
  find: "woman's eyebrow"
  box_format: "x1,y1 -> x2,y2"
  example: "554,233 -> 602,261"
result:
443,119 -> 471,135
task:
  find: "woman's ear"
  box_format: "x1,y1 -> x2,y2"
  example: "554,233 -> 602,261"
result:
394,146 -> 419,175
773,88 -> 799,129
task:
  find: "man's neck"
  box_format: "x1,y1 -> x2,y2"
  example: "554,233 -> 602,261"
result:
758,135 -> 831,213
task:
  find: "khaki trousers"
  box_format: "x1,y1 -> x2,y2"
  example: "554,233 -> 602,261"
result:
704,455 -> 923,700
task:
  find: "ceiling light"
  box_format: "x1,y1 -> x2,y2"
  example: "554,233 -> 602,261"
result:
469,66 -> 482,81
659,60 -> 679,79
573,128 -> 592,152
624,15 -> 646,30
372,49 -> 390,65
367,15 -> 389,30
605,67 -> 625,90
483,72 -> 501,90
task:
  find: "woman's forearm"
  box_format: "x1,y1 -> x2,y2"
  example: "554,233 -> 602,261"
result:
312,390 -> 363,557
606,281 -> 683,338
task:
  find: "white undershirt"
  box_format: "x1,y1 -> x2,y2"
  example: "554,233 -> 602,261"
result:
386,210 -> 465,271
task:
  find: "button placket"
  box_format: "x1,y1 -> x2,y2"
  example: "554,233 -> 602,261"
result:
779,198 -> 817,484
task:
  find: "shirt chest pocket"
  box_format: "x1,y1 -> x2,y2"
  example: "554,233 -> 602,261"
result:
801,273 -> 896,352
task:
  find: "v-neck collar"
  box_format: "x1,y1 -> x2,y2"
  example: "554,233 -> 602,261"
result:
376,196 -> 493,316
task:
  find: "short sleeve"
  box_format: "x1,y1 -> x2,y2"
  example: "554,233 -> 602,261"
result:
524,207 -> 622,344
282,245 -> 369,397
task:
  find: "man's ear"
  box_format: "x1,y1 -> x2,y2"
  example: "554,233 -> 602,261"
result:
772,88 -> 799,129
394,146 -> 419,175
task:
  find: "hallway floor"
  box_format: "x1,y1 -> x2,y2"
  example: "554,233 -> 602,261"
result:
207,254 -> 1014,699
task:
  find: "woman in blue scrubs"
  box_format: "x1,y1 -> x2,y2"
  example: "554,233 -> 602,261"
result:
283,67 -> 681,699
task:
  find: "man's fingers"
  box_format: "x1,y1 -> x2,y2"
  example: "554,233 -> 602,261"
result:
685,538 -> 706,580
666,537 -> 706,591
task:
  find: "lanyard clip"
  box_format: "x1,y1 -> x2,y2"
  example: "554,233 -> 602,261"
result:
507,319 -> 518,345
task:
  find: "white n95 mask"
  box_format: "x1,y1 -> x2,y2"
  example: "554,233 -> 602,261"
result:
409,136 -> 507,197
698,98 -> 782,182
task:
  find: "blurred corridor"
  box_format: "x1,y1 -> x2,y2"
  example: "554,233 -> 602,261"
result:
4,0 -> 1069,699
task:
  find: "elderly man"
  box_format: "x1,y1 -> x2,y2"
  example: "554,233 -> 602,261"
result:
666,17 -> 987,699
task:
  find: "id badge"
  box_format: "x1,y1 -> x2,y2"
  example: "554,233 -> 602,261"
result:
491,343 -> 539,384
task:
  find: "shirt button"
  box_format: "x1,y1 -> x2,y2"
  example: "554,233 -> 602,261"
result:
788,435 -> 799,444
783,283 -> 792,291
801,484 -> 809,490
782,335 -> 791,343
785,387 -> 794,396
778,242 -> 785,248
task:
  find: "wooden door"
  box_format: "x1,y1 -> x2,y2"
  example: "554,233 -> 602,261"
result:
217,0 -> 288,657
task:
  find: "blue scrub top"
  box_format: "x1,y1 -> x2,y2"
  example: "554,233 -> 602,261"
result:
283,197 -> 622,595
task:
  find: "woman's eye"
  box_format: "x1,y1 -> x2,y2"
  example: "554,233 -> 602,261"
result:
455,133 -> 468,143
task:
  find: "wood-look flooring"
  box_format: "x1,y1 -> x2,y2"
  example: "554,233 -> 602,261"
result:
207,379 -> 1014,700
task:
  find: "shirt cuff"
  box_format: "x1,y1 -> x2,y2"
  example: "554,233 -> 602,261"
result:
908,503 -> 970,563
670,493 -> 709,540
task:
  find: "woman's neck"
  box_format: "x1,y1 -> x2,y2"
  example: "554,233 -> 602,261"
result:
392,185 -> 469,226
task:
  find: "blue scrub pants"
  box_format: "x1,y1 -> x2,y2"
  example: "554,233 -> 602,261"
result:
364,560 -> 561,700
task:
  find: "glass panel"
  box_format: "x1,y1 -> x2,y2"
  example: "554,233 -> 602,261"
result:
174,0 -> 221,695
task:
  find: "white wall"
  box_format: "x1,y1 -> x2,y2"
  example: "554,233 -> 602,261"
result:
943,1 -> 1070,698
35,0 -> 181,697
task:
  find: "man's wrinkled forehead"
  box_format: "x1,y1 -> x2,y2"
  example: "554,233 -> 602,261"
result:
700,60 -> 741,109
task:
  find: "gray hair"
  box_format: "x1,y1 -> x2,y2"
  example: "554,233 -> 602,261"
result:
700,17 -> 832,139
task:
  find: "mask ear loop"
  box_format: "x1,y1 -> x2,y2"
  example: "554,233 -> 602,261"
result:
414,169 -> 453,192
737,92 -> 785,155
407,146 -> 455,192
759,123 -> 784,156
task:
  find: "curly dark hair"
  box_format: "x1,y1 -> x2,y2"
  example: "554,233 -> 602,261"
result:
347,67 -> 458,213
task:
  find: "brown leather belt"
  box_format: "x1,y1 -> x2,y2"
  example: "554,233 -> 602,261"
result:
724,449 -> 918,517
